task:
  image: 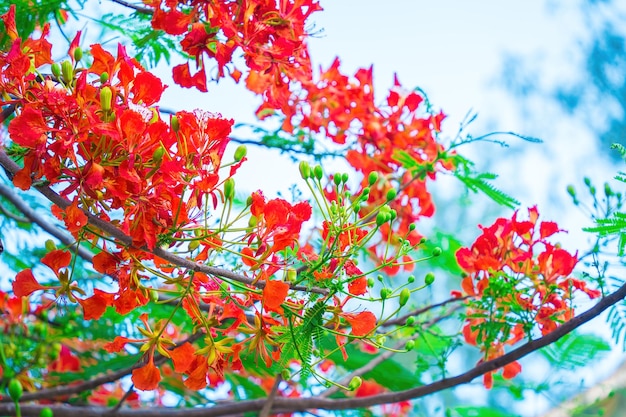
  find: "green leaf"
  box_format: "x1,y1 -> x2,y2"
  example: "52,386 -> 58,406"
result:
540,331 -> 611,371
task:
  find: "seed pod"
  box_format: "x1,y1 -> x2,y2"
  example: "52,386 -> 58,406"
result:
234,145 -> 247,161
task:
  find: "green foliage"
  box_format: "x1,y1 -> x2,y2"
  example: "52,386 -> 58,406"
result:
96,12 -> 180,68
584,212 -> 626,256
0,0 -> 76,49
453,156 -> 519,209
448,406 -> 521,417
540,331 -> 611,371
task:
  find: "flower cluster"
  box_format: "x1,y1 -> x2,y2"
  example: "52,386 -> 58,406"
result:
144,0 -> 322,92
454,207 -> 600,388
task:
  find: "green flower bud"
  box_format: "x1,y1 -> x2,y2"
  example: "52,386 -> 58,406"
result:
299,161 -> 311,179
152,145 -> 165,163
605,183 -> 613,197
341,173 -> 349,183
73,46 -> 83,62
51,62 -> 61,78
348,376 -> 362,391
409,223 -> 416,231
333,174 -> 342,186
368,171 -> 379,185
224,178 -> 235,201
405,340 -> 415,351
406,316 -> 415,326
61,60 -> 73,83
380,288 -> 391,300
100,72 -> 109,84
424,272 -> 435,285
188,240 -> 200,251
584,177 -> 591,187
389,209 -> 397,221
44,239 -> 57,252
367,277 -> 375,288
399,288 -> 410,306
566,185 -> 576,197
386,188 -> 397,201
40,407 -> 54,417
248,215 -> 258,228
361,187 -> 370,197
234,145 -> 247,162
407,275 -> 415,284
376,211 -> 388,227
8,379 -> 23,401
432,247 -> 442,257
286,268 -> 297,283
100,86 -> 113,112
171,115 -> 180,132
314,165 -> 323,180
149,289 -> 159,303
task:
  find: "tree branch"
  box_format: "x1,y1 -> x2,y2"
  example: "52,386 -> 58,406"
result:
0,150 -> 329,296
3,281 -> 622,416
110,0 -> 153,14
1,334 -> 202,404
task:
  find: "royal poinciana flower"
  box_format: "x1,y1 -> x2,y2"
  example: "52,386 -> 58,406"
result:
454,207 -> 601,388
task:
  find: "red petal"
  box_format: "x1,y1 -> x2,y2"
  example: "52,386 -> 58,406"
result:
42,250 -> 72,275
346,311 -> 376,337
132,358 -> 161,391
104,336 -> 131,353
169,342 -> 196,373
13,269 -> 45,297
262,280 -> 289,313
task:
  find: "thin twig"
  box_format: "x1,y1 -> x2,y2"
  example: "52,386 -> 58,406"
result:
259,375 -> 282,417
383,295 -> 471,327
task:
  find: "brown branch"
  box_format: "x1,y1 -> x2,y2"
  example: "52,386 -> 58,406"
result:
3,282 -> 622,416
0,181 -> 95,261
110,0 -> 153,14
259,375 -> 282,417
2,333 -> 202,403
0,150 -> 329,296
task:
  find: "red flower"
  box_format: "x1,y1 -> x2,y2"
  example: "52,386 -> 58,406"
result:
132,355 -> 161,391
262,280 -> 290,314
345,311 -> 377,337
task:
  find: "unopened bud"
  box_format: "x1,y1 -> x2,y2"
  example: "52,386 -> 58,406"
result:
299,161 -> 310,179
51,62 -> 61,78
100,86 -> 112,112
73,46 -> 83,62
348,376 -> 362,391
386,188 -> 397,201
61,60 -> 73,83
432,247 -> 442,257
368,171 -> 378,185
100,72 -> 109,84
234,145 -> 247,162
314,165 -> 323,180
171,115 -> 180,132
399,288 -> 410,306
224,178 -> 235,201
425,272 -> 435,285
